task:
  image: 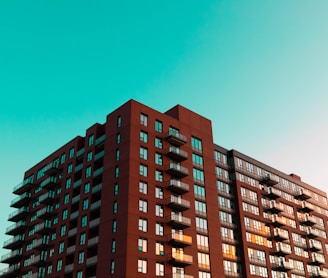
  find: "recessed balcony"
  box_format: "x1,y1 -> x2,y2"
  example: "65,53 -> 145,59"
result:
271,242 -> 292,256
88,236 -> 99,248
166,130 -> 187,146
167,196 -> 190,211
167,180 -> 189,194
6,220 -> 26,235
87,255 -> 98,266
299,214 -> 317,226
265,187 -> 281,199
10,192 -> 31,208
65,263 -> 74,274
43,162 -> 59,176
89,218 -> 100,230
13,179 -> 33,195
1,249 -> 22,264
166,146 -> 188,161
311,253 -> 325,265
307,227 -> 320,238
166,163 -> 189,178
3,235 -> 24,250
295,188 -> 311,200
263,200 -> 283,214
273,228 -> 289,241
167,214 -> 191,229
168,233 -> 192,247
40,176 -> 57,190
67,245 -> 76,255
308,240 -> 322,252
271,258 -> 294,271
168,252 -> 193,267
39,191 -> 55,204
298,201 -> 314,213
8,206 -> 29,222
260,174 -> 279,186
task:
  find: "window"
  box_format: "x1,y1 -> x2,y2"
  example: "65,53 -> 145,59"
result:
111,239 -> 116,253
110,260 -> 115,274
60,153 -> 66,164
140,131 -> 148,143
88,134 -> 94,146
155,120 -> 163,133
197,234 -> 209,250
80,233 -> 86,245
156,223 -> 164,236
60,225 -> 66,236
198,252 -> 210,268
85,166 -> 91,178
69,147 -> 75,158
194,184 -> 206,198
78,251 -> 84,264
115,166 -> 119,178
155,153 -> 163,165
195,200 -> 207,214
193,168 -> 204,182
138,238 -> 147,252
114,183 -> 119,195
155,242 -> 164,255
140,147 -> 148,160
139,199 -> 147,213
65,178 -> 71,189
64,194 -> 70,205
68,163 -> 73,173
58,241 -> 64,254
191,137 -> 202,152
140,165 -> 148,177
84,182 -> 90,193
156,262 -> 164,276
87,151 -> 93,161
77,271 -> 83,278
47,265 -> 52,274
155,137 -> 163,149
156,205 -> 164,217
155,187 -> 164,199
57,259 -> 63,271
112,219 -> 117,232
139,218 -> 147,232
139,181 -> 147,194
140,113 -> 148,126
117,116 -> 121,127
62,209 -> 68,220
81,215 -> 87,227
192,153 -> 203,166
115,149 -> 120,161
155,170 -> 163,182
196,217 -> 208,232
113,201 -> 118,213
138,259 -> 147,273
82,199 -> 89,210
116,133 -> 121,144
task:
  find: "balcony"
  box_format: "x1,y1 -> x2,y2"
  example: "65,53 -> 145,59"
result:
92,183 -> 102,195
271,215 -> 287,227
311,253 -> 325,265
38,206 -> 53,219
272,242 -> 292,256
166,130 -> 187,146
87,255 -> 98,266
265,187 -> 281,199
93,167 -> 103,178
13,179 -> 33,195
166,163 -> 189,178
89,218 -> 100,230
96,134 -> 105,146
307,227 -> 321,238
260,174 -> 279,186
263,200 -> 283,214
40,176 -> 57,189
75,163 -> 83,173
271,259 -> 294,271
68,228 -> 77,237
310,269 -> 328,278
65,263 -> 74,273
166,146 -> 188,161
298,201 -> 315,213
273,228 -> 289,241
167,214 -> 191,229
308,240 -> 322,252
43,162 -> 58,176
10,192 -> 31,208
88,236 -> 99,248
39,191 -> 55,204
168,252 -> 193,267
34,237 -> 50,250
3,235 -> 24,249
6,220 -> 26,235
1,249 -> 22,264
67,245 -> 76,255
70,211 -> 79,221
167,196 -> 190,211
95,150 -> 104,161
0,264 -> 20,277
169,274 -> 194,278
167,180 -> 189,194
299,214 -> 317,226
35,221 -> 51,235
29,254 -> 47,266
91,200 -> 101,211
168,233 -> 192,247
295,188 -> 311,200
8,206 -> 29,222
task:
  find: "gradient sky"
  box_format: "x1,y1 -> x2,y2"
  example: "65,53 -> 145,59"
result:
1,0 -> 328,266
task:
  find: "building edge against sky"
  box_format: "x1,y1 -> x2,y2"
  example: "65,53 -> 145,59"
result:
1,99 -> 328,278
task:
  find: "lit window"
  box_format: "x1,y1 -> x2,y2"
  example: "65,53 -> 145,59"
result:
156,262 -> 164,276
139,181 -> 147,194
138,238 -> 147,252
139,199 -> 147,213
138,259 -> 147,273
155,242 -> 164,255
139,218 -> 147,232
155,170 -> 163,182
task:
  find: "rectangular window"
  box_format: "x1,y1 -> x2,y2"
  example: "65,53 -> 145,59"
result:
155,120 -> 163,133
111,239 -> 116,253
155,170 -> 163,182
78,251 -> 84,264
69,147 -> 75,158
155,137 -> 163,149
115,149 -> 120,161
85,166 -> 91,178
140,131 -> 148,143
84,182 -> 90,193
68,163 -> 73,174
139,218 -> 147,232
138,238 -> 147,252
194,184 -> 206,198
60,225 -> 66,236
155,223 -> 164,236
113,201 -> 118,213
115,166 -> 119,178
64,194 -> 70,205
140,113 -> 148,126
139,181 -> 147,194
62,209 -> 68,220
155,187 -> 164,199
114,183 -> 119,195
88,134 -> 94,146
156,205 -> 164,217
155,242 -> 164,255
60,153 -> 66,164
80,233 -> 86,245
57,259 -> 63,271
116,133 -> 121,144
117,116 -> 121,127
156,262 -> 164,276
191,137 -> 202,152
193,168 -> 205,182
58,241 -> 64,254
110,260 -> 115,274
155,153 -> 163,165
138,259 -> 147,273
81,215 -> 88,227
140,147 -> 148,160
192,153 -> 203,166
139,165 -> 148,177
82,199 -> 89,210
139,200 -> 148,213
112,219 -> 117,232
65,178 -> 71,189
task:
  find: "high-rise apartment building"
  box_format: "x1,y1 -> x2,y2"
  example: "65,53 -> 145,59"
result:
1,99 -> 328,278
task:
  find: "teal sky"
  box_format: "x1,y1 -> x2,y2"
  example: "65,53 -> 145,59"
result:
1,0 -> 328,265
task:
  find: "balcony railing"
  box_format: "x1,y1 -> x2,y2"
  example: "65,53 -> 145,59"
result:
298,201 -> 315,212
166,130 -> 187,146
13,179 -> 33,194
43,162 -> 58,176
3,234 -> 24,249
96,134 -> 105,145
260,174 -> 279,186
38,206 -> 53,219
271,258 -> 294,271
271,215 -> 287,227
168,252 -> 193,266
168,233 -> 192,247
273,228 -> 289,241
265,187 -> 281,199
312,253 -> 325,265
169,274 -> 194,278
166,146 -> 188,161
309,268 -> 328,278
35,221 -> 51,234
167,196 -> 190,211
1,249 -> 22,264
6,220 -> 26,235
0,263 -> 20,277
40,176 -> 57,189
309,240 -> 322,251
307,227 -> 321,238
10,192 -> 31,208
167,180 -> 189,194
34,237 -> 49,250
8,206 -> 29,222
299,214 -> 317,226
166,163 -> 189,178
295,188 -> 311,200
167,214 -> 191,229
39,191 -> 55,204
263,200 -> 283,214
87,255 -> 98,266
272,242 -> 292,256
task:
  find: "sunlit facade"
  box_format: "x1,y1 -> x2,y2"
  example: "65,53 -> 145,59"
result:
1,99 -> 328,278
